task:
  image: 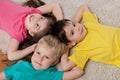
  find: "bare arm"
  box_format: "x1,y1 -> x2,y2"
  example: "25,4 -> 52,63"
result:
60,48 -> 76,71
0,72 -> 7,80
37,3 -> 63,20
74,5 -> 90,23
63,66 -> 84,80
7,38 -> 36,61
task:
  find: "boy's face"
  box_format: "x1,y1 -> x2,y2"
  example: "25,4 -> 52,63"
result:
31,43 -> 56,70
64,21 -> 87,43
25,13 -> 49,36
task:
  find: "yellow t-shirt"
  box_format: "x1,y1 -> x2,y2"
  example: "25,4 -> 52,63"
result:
68,12 -> 120,70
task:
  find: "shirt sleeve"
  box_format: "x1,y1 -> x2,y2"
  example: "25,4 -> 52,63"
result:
83,11 -> 99,23
49,67 -> 64,80
68,48 -> 89,70
4,61 -> 24,80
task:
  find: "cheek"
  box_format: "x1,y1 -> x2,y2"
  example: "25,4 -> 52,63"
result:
65,32 -> 70,40
43,23 -> 48,30
44,60 -> 53,66
31,56 -> 35,66
42,62 -> 52,69
71,34 -> 79,42
27,25 -> 34,33
31,56 -> 35,63
75,35 -> 82,42
31,54 -> 37,61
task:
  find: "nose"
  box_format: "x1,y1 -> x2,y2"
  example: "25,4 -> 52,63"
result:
74,24 -> 80,31
38,56 -> 44,62
77,26 -> 80,31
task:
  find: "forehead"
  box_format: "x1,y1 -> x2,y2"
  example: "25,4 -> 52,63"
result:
36,42 -> 55,54
65,21 -> 72,25
64,21 -> 73,30
64,21 -> 73,29
36,42 -> 49,50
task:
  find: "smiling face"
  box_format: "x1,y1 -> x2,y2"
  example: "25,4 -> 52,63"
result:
31,43 -> 56,70
25,13 -> 49,37
64,21 -> 87,43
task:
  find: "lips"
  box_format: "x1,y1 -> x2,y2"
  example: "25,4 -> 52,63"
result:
36,61 -> 42,66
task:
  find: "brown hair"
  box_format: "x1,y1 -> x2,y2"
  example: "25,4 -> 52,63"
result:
22,0 -> 45,8
51,19 -> 70,44
19,0 -> 56,50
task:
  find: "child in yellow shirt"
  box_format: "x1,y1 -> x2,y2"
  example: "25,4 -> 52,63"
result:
51,5 -> 120,77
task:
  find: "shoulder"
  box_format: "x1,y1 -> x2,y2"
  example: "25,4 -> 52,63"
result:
47,67 -> 64,80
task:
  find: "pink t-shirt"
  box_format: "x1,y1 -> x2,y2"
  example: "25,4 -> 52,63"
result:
0,0 -> 42,43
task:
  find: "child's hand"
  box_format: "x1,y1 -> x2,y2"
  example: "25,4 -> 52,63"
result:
74,5 -> 90,23
37,3 -> 63,20
31,43 -> 37,51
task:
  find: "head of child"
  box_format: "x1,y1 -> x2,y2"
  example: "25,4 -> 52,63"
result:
31,35 -> 66,70
51,19 -> 87,47
24,0 -> 56,42
25,14 -> 56,42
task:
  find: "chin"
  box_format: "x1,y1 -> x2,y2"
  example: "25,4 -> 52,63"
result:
33,67 -> 40,70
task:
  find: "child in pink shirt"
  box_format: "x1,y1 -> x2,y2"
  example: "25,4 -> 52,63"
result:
0,0 -> 63,60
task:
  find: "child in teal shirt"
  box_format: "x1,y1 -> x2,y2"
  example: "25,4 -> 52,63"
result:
0,35 -> 82,80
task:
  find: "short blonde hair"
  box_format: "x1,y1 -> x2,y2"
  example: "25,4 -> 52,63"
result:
38,35 -> 66,59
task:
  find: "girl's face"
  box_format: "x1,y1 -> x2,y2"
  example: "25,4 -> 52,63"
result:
64,21 -> 87,43
31,43 -> 56,70
25,13 -> 49,37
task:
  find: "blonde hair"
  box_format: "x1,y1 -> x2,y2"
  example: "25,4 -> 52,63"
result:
38,35 -> 66,59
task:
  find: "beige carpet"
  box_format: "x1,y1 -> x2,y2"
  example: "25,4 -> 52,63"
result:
0,0 -> 120,80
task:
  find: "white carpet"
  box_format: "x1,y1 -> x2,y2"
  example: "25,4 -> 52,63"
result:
0,0 -> 120,80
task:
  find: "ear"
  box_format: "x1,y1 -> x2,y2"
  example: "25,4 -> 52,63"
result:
67,41 -> 76,48
28,31 -> 34,37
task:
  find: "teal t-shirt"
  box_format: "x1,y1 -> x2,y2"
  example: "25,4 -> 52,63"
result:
4,61 -> 64,80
